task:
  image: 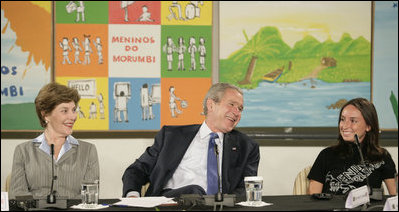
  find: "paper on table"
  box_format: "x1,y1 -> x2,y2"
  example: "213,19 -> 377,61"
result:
70,204 -> 109,210
236,201 -> 273,207
113,197 -> 176,208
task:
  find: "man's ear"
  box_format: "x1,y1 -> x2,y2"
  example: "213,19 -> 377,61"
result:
206,98 -> 214,112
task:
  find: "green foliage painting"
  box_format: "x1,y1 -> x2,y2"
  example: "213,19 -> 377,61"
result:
219,2 -> 372,127
221,26 -> 370,89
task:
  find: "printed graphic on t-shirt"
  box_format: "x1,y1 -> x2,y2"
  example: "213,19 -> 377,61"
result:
325,161 -> 384,194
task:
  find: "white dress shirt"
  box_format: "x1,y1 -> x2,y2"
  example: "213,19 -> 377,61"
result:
164,121 -> 223,193
127,122 -> 224,197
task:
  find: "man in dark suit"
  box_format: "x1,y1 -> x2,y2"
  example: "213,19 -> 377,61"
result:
122,83 -> 260,197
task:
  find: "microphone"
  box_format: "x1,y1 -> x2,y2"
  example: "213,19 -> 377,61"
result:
37,143 -> 67,209
47,144 -> 56,204
203,141 -> 236,210
354,134 -> 366,165
214,143 -> 223,203
354,134 -> 382,201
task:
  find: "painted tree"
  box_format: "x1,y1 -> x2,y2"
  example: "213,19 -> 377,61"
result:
236,29 -> 280,85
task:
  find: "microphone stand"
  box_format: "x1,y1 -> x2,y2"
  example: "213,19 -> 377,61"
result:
47,144 -> 56,204
354,134 -> 370,211
37,144 -> 67,209
214,143 -> 223,211
203,143 -> 236,211
354,134 -> 383,211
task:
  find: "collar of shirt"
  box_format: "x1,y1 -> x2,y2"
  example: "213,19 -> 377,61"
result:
200,121 -> 224,144
33,133 -> 79,161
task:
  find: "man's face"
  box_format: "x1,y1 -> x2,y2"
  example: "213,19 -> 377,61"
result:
206,88 -> 243,133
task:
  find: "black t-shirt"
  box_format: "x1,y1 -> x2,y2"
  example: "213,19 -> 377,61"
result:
307,145 -> 396,195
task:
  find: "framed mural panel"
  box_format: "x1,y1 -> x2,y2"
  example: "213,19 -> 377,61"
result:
2,1 -> 213,136
53,1 -> 212,131
372,1 -> 398,131
1,1 -> 52,130
219,1 -> 372,128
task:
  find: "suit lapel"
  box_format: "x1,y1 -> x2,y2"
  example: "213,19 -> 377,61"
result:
163,125 -> 201,180
222,132 -> 238,193
56,144 -> 77,164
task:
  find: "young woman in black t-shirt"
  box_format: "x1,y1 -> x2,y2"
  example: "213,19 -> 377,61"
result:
308,98 -> 397,195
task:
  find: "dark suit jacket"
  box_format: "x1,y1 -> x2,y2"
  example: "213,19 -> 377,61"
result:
122,124 -> 260,197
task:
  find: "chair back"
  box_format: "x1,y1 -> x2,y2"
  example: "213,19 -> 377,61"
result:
5,173 -> 11,192
293,165 -> 312,195
141,183 -> 150,197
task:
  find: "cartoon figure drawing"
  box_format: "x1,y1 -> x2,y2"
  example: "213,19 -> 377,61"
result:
198,37 -> 206,70
88,101 -> 97,119
168,1 -> 185,21
163,37 -> 176,71
115,91 -> 129,122
82,34 -> 93,65
76,104 -> 85,118
98,93 -> 105,119
94,37 -> 103,64
169,86 -> 183,118
72,37 -> 82,64
121,1 -> 135,22
137,5 -> 154,22
188,37 -> 197,71
185,1 -> 203,20
167,1 -> 203,21
148,97 -> 154,120
149,84 -> 161,120
75,1 -> 85,22
176,37 -> 186,71
140,83 -> 151,120
66,1 -> 77,14
65,1 -> 85,22
114,82 -> 131,123
59,37 -> 72,65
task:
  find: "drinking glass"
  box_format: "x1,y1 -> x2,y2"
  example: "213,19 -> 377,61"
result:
244,176 -> 263,206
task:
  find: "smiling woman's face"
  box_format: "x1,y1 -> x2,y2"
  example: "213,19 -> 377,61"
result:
44,101 -> 77,137
339,104 -> 370,143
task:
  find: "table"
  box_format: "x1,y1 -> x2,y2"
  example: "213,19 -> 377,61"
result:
10,195 -> 391,211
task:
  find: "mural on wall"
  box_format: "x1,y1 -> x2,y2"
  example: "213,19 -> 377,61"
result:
160,1 -> 213,126
220,1 -> 372,127
1,2 -> 52,130
54,1 -> 212,131
372,1 -> 398,130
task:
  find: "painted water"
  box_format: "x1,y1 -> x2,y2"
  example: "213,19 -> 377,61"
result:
238,79 -> 370,127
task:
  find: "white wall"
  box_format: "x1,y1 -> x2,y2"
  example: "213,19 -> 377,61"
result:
1,139 -> 397,198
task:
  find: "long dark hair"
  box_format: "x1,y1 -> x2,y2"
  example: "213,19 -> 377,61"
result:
332,98 -> 386,162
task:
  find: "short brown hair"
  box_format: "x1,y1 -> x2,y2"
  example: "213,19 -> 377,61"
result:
35,82 -> 80,128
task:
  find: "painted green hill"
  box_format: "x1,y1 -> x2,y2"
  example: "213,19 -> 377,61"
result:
335,33 -> 354,56
345,36 -> 370,55
228,26 -> 291,62
220,26 -> 371,89
286,35 -> 321,58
